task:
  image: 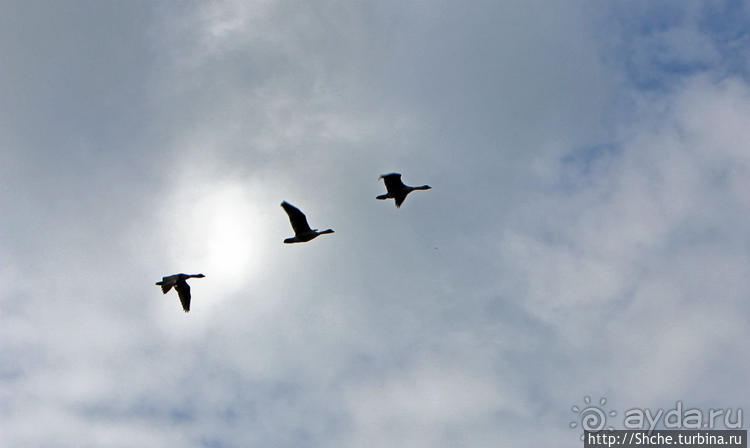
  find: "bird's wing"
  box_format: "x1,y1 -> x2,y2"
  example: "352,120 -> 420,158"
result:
174,281 -> 191,312
380,173 -> 404,193
394,193 -> 407,208
281,201 -> 312,235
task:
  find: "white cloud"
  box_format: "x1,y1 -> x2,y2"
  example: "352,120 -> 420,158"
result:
497,74 -> 750,416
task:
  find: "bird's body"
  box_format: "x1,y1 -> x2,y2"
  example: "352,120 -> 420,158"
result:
156,273 -> 205,312
281,201 -> 334,243
377,173 -> 431,207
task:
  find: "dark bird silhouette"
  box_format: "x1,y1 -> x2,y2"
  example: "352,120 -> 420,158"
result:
281,201 -> 334,243
377,172 -> 431,207
156,273 -> 205,312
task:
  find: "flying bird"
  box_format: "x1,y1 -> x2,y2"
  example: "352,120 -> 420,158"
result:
377,172 -> 431,207
281,201 -> 334,243
156,273 -> 205,312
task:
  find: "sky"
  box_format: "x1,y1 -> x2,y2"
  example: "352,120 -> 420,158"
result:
2,1 -> 750,446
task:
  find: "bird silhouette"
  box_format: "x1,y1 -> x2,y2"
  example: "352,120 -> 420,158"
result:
156,273 -> 205,312
377,173 -> 431,207
281,201 -> 334,243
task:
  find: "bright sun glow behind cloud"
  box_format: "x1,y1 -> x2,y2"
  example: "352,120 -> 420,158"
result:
159,176 -> 274,314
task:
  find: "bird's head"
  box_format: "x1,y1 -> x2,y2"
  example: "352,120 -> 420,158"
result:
194,273 -> 206,278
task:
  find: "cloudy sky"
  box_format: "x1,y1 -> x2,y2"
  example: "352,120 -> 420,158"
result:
2,1 -> 750,446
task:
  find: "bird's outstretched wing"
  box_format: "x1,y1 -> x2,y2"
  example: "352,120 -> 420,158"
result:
281,201 -> 312,235
174,281 -> 191,312
394,193 -> 408,208
380,173 -> 403,194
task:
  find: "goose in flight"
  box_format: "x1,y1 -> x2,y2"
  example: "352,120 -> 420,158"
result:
377,173 -> 431,207
156,273 -> 205,312
281,201 -> 334,243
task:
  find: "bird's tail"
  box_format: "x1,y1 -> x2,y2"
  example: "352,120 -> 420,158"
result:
156,281 -> 172,294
